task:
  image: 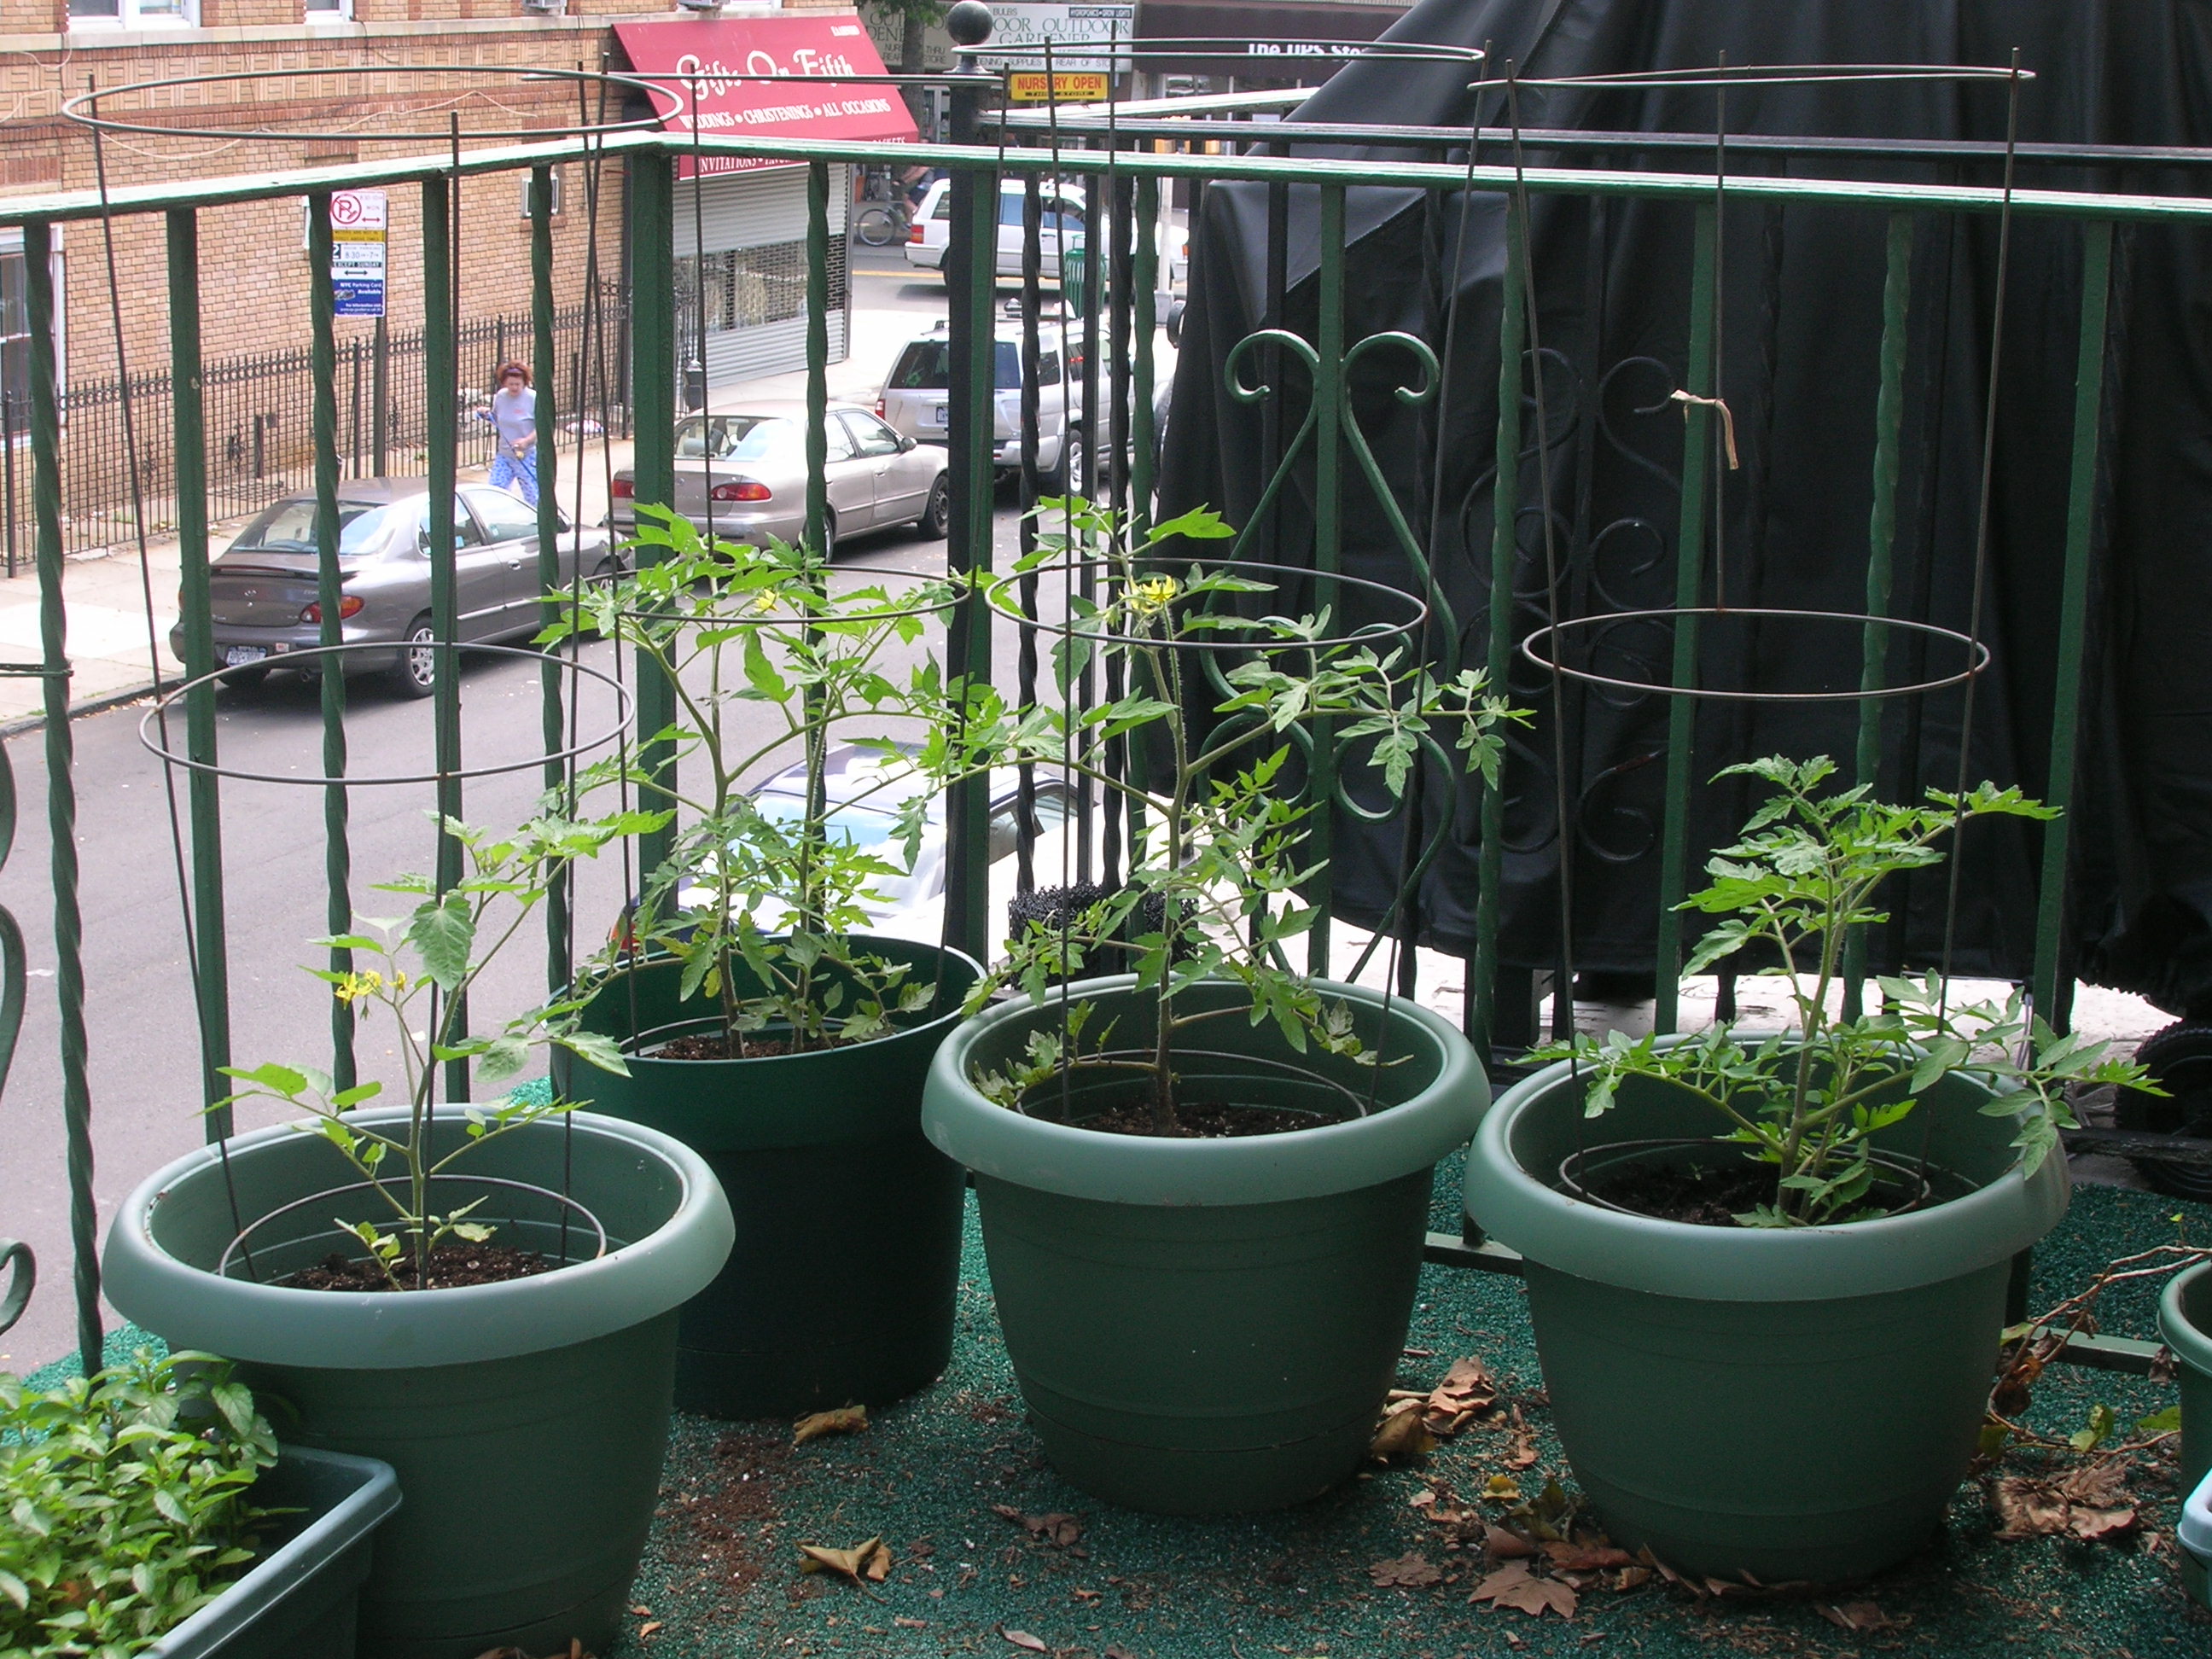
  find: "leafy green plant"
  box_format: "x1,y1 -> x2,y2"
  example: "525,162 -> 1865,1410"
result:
1538,755 -> 2155,1226
219,810 -> 659,1289
949,497 -> 1518,1132
555,510 -> 970,1057
0,1351 -> 276,1659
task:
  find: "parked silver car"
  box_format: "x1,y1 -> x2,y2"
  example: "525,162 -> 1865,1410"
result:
168,479 -> 615,698
607,401 -> 951,550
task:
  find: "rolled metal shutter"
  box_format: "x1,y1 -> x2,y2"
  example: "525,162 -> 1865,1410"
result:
673,166 -> 851,385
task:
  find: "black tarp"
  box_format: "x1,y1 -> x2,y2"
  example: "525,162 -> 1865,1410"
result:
1155,0 -> 2212,1014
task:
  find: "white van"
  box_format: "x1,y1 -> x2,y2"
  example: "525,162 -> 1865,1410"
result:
905,177 -> 1088,281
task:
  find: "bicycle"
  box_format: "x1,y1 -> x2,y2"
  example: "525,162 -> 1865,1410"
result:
854,195 -> 915,247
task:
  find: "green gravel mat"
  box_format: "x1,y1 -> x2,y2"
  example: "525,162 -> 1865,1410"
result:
20,1162 -> 2210,1657
611,1173 -> 2212,1659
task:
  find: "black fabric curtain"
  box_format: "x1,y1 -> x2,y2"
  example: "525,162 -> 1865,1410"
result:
1155,0 -> 2212,1013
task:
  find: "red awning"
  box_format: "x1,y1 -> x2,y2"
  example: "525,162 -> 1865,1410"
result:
612,15 -> 917,178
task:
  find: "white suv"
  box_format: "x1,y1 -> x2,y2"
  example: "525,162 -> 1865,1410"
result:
878,319 -> 1102,487
905,177 -> 1087,281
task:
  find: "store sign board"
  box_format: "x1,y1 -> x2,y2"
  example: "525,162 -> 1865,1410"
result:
975,3 -> 1136,75
1007,71 -> 1111,102
328,188 -> 386,319
614,16 -> 918,178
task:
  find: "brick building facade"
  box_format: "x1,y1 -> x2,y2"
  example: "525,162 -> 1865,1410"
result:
0,0 -> 884,550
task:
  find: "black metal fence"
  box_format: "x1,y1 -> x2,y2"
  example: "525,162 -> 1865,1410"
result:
0,288 -> 633,570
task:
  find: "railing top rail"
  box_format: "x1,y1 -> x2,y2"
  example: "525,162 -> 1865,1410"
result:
2,128 -> 2209,223
992,109 -> 2212,171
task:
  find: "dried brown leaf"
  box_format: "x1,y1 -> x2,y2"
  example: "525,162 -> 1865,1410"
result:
1371,1399 -> 1439,1461
1371,1551 -> 1444,1588
1993,1459 -> 2139,1542
1544,1541 -> 1633,1572
992,1504 -> 1085,1547
793,1405 -> 868,1446
636,1622 -> 662,1639
999,1629 -> 1049,1652
798,1537 -> 894,1586
894,1616 -> 928,1629
1819,1601 -> 1901,1633
1483,1474 -> 1522,1502
1423,1358 -> 1499,1433
1469,1560 -> 1578,1619
1484,1525 -> 1539,1559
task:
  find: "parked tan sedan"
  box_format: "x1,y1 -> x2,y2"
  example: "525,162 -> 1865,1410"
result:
607,400 -> 950,551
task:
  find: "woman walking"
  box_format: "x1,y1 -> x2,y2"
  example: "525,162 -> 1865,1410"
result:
486,360 -> 538,505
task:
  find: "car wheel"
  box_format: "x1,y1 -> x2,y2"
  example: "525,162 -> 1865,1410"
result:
389,615 -> 439,700
2115,1020 -> 2212,1200
1048,428 -> 1086,497
917,474 -> 952,540
819,508 -> 838,555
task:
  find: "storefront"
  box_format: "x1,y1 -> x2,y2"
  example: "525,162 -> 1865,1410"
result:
614,15 -> 917,388
1130,0 -> 1408,91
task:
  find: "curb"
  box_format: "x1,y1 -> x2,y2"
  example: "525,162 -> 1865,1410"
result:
0,675 -> 162,741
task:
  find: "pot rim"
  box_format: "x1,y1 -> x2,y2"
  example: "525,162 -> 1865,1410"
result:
575,939 -> 984,1070
921,973 -> 1487,1206
101,1108 -> 736,1370
2160,1259 -> 2212,1379
1464,1051 -> 2069,1301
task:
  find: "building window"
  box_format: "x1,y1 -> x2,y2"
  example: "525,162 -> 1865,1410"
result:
517,167 -> 564,220
69,0 -> 196,27
0,241 -> 62,438
304,0 -> 352,20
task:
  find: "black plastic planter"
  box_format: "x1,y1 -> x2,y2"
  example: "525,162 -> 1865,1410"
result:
150,1446 -> 399,1659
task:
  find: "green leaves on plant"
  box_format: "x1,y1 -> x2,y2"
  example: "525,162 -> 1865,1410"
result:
0,1353 -> 276,1657
1541,756 -> 2158,1226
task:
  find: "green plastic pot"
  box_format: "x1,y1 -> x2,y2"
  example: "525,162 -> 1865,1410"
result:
2158,1260 -> 2212,1606
151,1447 -> 399,1659
563,938 -> 981,1417
1464,1057 -> 2069,1582
102,1109 -> 734,1659
923,975 -> 1487,1515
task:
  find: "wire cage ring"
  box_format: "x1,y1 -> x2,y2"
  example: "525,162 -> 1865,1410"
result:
983,557 -> 1432,655
1520,606 -> 1990,703
61,65 -> 667,146
217,1172 -> 608,1282
596,562 -> 967,631
139,640 -> 633,789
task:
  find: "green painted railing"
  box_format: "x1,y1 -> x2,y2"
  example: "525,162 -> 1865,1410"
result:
0,91 -> 2179,1373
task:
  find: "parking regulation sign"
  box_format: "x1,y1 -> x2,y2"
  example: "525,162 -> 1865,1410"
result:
328,188 -> 387,318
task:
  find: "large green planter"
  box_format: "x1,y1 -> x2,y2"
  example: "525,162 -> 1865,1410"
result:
102,1109 -> 734,1659
2158,1261 -> 2212,1606
563,938 -> 981,1417
923,975 -> 1487,1515
1464,1057 -> 2070,1582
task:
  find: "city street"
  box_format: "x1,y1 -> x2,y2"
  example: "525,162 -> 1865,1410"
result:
0,242 -> 1162,1371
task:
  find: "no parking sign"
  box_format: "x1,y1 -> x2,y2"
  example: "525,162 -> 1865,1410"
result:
329,188 -> 387,318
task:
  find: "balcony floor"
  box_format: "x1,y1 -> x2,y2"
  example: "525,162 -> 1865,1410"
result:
32,1166 -> 2209,1658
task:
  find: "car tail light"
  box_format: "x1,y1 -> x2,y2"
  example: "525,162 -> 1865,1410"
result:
300,595 -> 365,624
908,222 -> 925,244
709,480 -> 772,503
875,397 -> 886,418
609,477 -> 635,499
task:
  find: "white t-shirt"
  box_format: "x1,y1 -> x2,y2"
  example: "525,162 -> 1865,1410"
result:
491,387 -> 536,447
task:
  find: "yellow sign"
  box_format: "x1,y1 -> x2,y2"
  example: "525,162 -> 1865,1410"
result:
1008,71 -> 1109,102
